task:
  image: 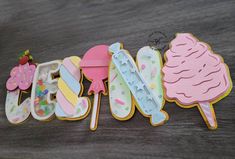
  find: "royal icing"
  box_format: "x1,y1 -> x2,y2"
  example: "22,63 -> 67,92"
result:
136,46 -> 164,106
30,60 -> 61,121
80,45 -> 111,130
162,33 -> 232,129
6,62 -> 36,91
109,43 -> 168,126
109,61 -> 134,120
55,56 -> 91,120
5,51 -> 35,124
5,90 -> 31,124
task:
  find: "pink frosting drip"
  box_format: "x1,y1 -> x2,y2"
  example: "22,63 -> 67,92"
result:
162,33 -> 231,105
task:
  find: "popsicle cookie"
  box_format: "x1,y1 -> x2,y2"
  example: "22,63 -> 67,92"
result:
55,56 -> 91,120
162,33 -> 233,130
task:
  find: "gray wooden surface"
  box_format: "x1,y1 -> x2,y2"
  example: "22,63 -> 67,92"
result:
0,0 -> 234,158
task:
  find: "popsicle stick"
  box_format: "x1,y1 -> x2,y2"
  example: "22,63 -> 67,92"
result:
198,102 -> 217,129
90,93 -> 100,131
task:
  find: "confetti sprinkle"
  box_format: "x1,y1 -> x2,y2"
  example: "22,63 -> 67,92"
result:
111,85 -> 116,91
115,98 -> 125,105
151,67 -> 157,78
149,83 -> 156,89
141,64 -> 146,70
82,99 -> 87,107
77,108 -> 81,113
37,109 -> 44,116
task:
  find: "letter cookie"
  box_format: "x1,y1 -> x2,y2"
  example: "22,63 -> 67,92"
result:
80,45 -> 111,131
5,50 -> 35,124
55,56 -> 91,120
136,46 -> 164,107
109,61 -> 134,120
162,33 -> 233,130
109,43 -> 168,126
31,60 -> 61,121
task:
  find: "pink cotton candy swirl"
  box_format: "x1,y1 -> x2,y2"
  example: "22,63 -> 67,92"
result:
162,33 -> 231,105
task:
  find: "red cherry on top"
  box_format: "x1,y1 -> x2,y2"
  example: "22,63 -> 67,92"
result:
19,56 -> 29,65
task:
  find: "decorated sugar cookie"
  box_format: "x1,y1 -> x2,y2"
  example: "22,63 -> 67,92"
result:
55,56 -> 91,120
5,50 -> 35,124
80,45 -> 111,131
136,46 -> 164,106
109,61 -> 134,120
109,43 -> 168,126
5,89 -> 31,124
6,50 -> 35,91
31,60 -> 61,121
162,33 -> 233,129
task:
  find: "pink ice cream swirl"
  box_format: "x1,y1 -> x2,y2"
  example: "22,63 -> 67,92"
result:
162,33 -> 231,105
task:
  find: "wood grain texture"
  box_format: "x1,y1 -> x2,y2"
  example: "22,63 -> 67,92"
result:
0,0 -> 234,158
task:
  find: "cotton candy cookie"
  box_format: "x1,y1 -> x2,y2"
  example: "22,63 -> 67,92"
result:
162,33 -> 233,130
55,56 -> 91,120
109,43 -> 168,126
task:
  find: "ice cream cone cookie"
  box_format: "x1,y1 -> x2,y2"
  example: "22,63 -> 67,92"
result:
109,43 -> 168,126
80,45 -> 111,131
5,50 -> 35,124
55,56 -> 91,120
162,33 -> 233,130
30,60 -> 61,121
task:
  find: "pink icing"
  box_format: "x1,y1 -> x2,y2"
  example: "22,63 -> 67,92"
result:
141,64 -> 146,70
63,58 -> 80,81
162,33 -> 231,105
80,45 -> 111,94
57,90 -> 76,115
6,63 -> 36,91
115,98 -> 125,105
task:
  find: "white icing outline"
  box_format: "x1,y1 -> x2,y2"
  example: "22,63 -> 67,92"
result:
30,60 -> 61,121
